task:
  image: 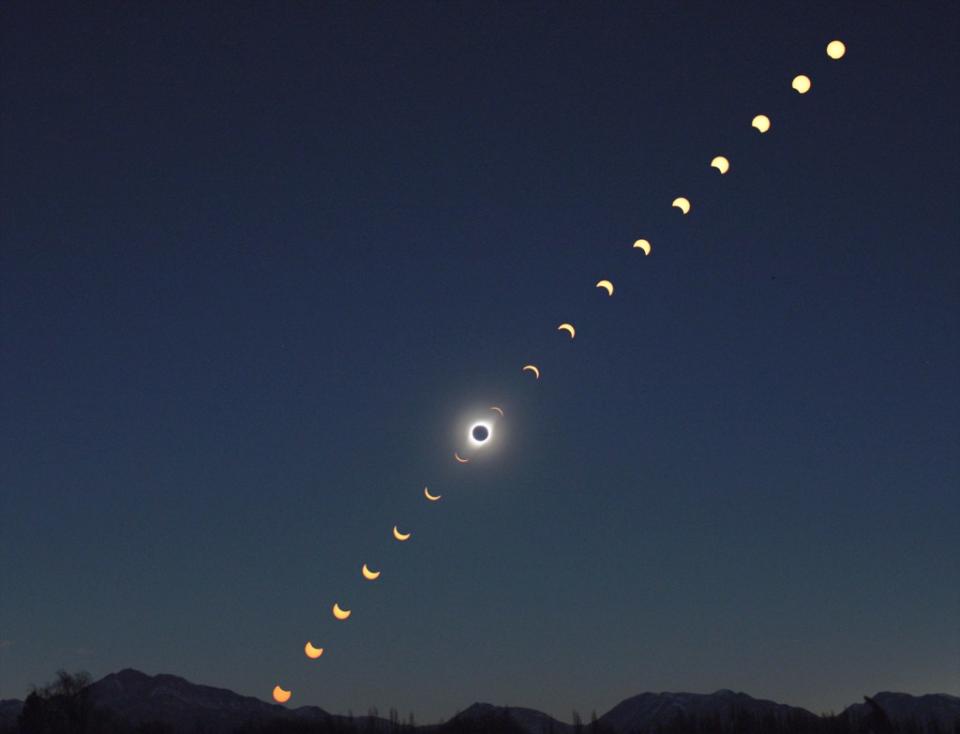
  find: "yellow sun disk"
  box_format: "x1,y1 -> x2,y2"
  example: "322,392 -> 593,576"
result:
304,642 -> 324,659
792,74 -> 811,94
361,563 -> 380,580
672,197 -> 691,215
710,156 -> 730,174
826,40 -> 846,60
752,114 -> 771,133
633,239 -> 651,256
332,603 -> 351,620
272,686 -> 291,703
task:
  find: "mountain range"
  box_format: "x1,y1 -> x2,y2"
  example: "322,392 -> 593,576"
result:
1,668 -> 958,733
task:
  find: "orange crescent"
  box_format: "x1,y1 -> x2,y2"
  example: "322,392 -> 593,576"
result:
272,685 -> 291,703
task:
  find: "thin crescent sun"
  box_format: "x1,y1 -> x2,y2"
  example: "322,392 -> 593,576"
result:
424,486 -> 442,501
454,451 -> 470,463
522,364 -> 540,379
361,563 -> 381,580
304,642 -> 324,659
633,239 -> 652,256
596,279 -> 614,296
272,685 -> 291,703
489,406 -> 504,416
393,525 -> 411,541
558,323 -> 576,339
332,603 -> 351,620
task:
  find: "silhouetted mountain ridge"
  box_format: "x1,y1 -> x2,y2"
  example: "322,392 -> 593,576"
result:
598,689 -> 818,733
453,702 -> 572,734
86,668 -> 337,731
2,669 -> 958,733
844,692 -> 960,730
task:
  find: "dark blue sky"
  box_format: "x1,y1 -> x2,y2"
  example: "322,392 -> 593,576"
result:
2,0 -> 958,722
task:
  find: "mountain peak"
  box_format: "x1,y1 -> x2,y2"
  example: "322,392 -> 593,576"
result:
456,701 -> 573,733
84,668 -> 328,732
845,691 -> 960,729
460,701 -> 497,713
599,689 -> 818,734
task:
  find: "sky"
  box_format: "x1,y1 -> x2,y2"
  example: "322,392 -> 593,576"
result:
1,0 -> 958,723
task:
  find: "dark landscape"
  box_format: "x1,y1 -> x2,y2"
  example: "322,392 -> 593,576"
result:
3,670 -> 958,734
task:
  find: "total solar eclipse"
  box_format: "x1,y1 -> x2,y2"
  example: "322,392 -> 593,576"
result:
469,422 -> 491,445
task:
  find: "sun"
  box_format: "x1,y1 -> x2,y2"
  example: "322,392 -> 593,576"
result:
453,407 -> 504,463
468,421 -> 492,446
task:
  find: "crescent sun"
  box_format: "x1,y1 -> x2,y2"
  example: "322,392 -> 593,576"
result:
424,486 -> 442,501
304,642 -> 324,659
361,563 -> 381,580
596,279 -> 614,296
454,451 -> 470,463
672,197 -> 691,215
633,239 -> 652,256
710,156 -> 730,174
557,323 -> 576,339
393,525 -> 412,541
489,406 -> 504,416
332,603 -> 351,620
272,686 -> 292,703
522,364 -> 540,379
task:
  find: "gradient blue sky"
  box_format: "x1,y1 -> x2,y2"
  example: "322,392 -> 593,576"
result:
2,0 -> 958,723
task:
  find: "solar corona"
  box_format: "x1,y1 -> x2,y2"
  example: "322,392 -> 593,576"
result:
469,422 -> 491,446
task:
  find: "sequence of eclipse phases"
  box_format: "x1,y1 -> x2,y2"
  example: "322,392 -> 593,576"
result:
271,37 -> 848,705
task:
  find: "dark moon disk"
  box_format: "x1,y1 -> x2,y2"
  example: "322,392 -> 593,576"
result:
472,425 -> 489,442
